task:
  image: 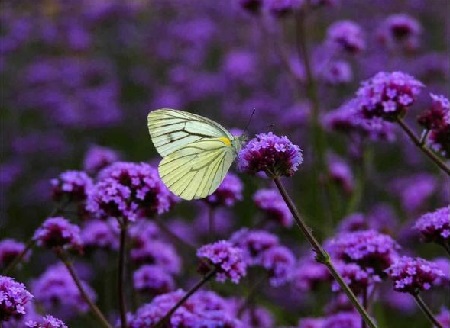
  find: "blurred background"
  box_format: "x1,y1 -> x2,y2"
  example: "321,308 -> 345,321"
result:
1,0 -> 449,327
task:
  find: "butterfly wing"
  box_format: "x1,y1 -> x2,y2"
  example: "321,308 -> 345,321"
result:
147,109 -> 233,157
158,139 -> 236,200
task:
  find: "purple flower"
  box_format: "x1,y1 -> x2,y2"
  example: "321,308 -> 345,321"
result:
133,265 -> 175,295
355,71 -> 424,121
33,217 -> 82,251
385,256 -> 445,294
238,132 -> 303,178
230,228 -> 280,265
327,230 -> 400,277
0,276 -> 33,322
222,50 -> 257,84
261,245 -> 295,287
333,262 -> 378,295
321,61 -> 353,85
322,99 -> 396,141
87,162 -> 175,221
323,312 -> 361,328
298,317 -> 325,328
205,173 -> 243,207
197,240 -> 247,284
25,315 -> 67,328
265,0 -> 303,17
240,306 -> 274,328
0,239 -> 28,269
436,307 -> 450,328
326,20 -> 365,54
417,94 -> 450,130
377,14 -> 422,52
238,0 -> 264,14
326,154 -> 354,194
50,170 -> 93,202
130,240 -> 181,274
293,259 -> 331,291
81,219 -> 119,250
82,144 -> 120,175
31,263 -> 96,319
414,206 -> 450,247
253,188 -> 293,227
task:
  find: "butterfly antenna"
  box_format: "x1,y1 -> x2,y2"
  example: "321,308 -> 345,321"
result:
243,108 -> 256,134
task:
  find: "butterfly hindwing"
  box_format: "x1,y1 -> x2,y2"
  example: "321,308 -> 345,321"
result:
158,139 -> 235,200
148,109 -> 232,157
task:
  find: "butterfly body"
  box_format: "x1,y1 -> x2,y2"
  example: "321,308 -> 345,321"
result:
147,109 -> 245,200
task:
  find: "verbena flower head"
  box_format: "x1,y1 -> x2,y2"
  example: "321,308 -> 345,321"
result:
298,317 -> 325,328
0,275 -> 34,322
240,306 -> 274,328
253,188 -> 293,227
327,154 -> 354,194
326,20 -> 365,54
322,99 -> 396,141
238,0 -> 264,14
133,265 -> 175,295
327,230 -> 400,277
417,94 -> 450,130
324,312 -> 362,328
0,239 -> 28,269
197,240 -> 247,284
238,132 -> 303,178
83,144 -> 120,175
356,71 -> 424,121
33,217 -> 82,251
377,14 -> 422,51
87,162 -> 175,221
25,315 -> 67,328
321,61 -> 353,85
385,256 -> 445,294
50,171 -> 93,202
130,240 -> 181,274
414,206 -> 450,247
205,173 -> 243,207
333,262 -> 379,295
265,0 -> 303,17
261,245 -> 295,287
293,259 -> 331,291
31,263 -> 96,319
436,307 -> 450,328
81,219 -> 119,250
230,228 -> 280,265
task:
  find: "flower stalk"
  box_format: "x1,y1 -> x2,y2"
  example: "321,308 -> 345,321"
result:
413,293 -> 443,328
118,219 -> 129,328
56,248 -> 112,328
273,177 -> 377,328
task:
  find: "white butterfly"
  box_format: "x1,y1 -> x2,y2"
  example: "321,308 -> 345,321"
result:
147,108 -> 245,200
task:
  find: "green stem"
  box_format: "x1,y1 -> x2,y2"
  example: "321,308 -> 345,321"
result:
56,249 -> 112,328
118,220 -> 129,328
273,177 -> 377,328
396,118 -> 450,176
154,268 -> 217,328
442,243 -> 450,257
413,293 -> 443,328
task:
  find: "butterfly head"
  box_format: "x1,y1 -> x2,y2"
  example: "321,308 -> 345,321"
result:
231,134 -> 247,153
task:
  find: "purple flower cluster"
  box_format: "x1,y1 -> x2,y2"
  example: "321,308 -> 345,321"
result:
356,71 -> 424,121
81,219 -> 119,250
293,259 -> 331,291
197,240 -> 247,284
230,229 -> 295,286
205,173 -> 243,207
127,290 -> 242,327
0,239 -> 27,268
25,315 -> 67,328
327,230 -> 400,277
31,264 -> 96,319
82,144 -> 120,175
326,21 -> 365,55
385,256 -> 446,294
50,171 -> 93,203
414,206 -> 450,246
253,188 -> 293,227
87,162 -> 175,221
133,265 -> 175,295
266,0 -> 303,17
377,14 -> 422,52
326,154 -> 354,194
238,132 -> 303,177
130,240 -> 181,274
0,275 -> 34,322
33,217 -> 82,251
333,262 -> 377,294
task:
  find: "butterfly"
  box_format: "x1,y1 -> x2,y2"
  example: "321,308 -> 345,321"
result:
147,108 -> 246,200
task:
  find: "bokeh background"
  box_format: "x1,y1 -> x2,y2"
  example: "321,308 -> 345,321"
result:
1,0 -> 449,327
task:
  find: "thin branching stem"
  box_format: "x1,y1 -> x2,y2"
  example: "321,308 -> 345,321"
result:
396,117 -> 450,176
273,177 -> 377,328
56,248 -> 112,328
